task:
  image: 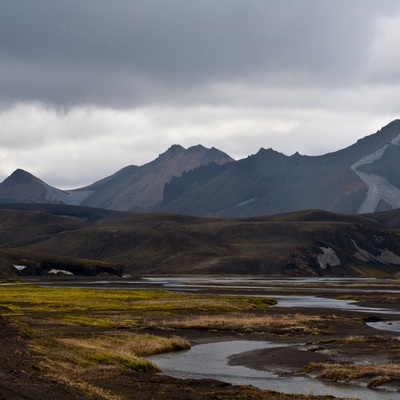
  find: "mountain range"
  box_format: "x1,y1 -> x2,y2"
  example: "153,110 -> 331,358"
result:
0,144 -> 233,212
1,120 -> 400,217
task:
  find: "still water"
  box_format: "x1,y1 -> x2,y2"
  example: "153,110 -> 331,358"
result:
147,340 -> 398,400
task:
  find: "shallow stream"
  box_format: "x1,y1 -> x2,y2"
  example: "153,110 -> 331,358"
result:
144,277 -> 400,399
37,276 -> 400,397
147,340 -> 398,400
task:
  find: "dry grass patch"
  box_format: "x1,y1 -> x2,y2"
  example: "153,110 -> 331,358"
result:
145,313 -> 328,335
343,335 -> 368,343
45,366 -> 124,400
35,352 -> 127,399
305,362 -> 400,388
33,332 -> 190,398
59,333 -> 190,357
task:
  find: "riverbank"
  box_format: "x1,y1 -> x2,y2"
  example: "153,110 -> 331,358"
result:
1,277 -> 400,399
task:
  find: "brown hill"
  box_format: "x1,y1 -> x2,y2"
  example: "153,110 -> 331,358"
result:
0,204 -> 399,278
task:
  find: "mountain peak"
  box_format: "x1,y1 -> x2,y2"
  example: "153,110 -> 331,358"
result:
256,147 -> 285,158
164,144 -> 185,155
187,144 -> 207,152
11,168 -> 33,177
0,168 -> 49,202
2,169 -> 39,186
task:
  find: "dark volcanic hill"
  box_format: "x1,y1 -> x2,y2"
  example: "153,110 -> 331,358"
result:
0,204 -> 400,278
160,120 -> 400,217
0,145 -> 233,211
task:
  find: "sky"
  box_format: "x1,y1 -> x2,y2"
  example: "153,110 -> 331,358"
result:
1,1 -> 400,189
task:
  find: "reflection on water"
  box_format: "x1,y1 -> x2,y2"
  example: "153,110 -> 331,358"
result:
147,340 -> 397,400
273,295 -> 400,315
143,276 -> 400,293
366,320 -> 400,335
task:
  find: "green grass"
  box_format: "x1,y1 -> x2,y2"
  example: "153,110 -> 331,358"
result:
0,284 -> 275,321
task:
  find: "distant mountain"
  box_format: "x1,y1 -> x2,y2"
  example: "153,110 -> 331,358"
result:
1,204 -> 400,277
0,145 -> 233,211
78,144 -> 234,211
1,121 -> 400,217
160,120 -> 400,217
0,169 -> 92,206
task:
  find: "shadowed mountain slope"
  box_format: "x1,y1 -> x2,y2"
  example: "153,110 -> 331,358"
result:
79,144 -> 233,211
0,204 -> 400,278
161,120 -> 400,217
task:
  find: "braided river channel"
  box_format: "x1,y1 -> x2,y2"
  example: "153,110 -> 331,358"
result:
41,276 -> 400,399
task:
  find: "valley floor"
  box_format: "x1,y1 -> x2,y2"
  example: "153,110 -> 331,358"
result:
1,277 -> 400,399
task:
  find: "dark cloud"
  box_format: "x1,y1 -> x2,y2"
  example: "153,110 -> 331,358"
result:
1,0 -> 399,109
1,1 -> 400,188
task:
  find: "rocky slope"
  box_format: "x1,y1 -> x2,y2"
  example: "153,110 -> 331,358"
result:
0,145 -> 233,211
161,120 -> 400,217
1,120 -> 399,217
78,144 -> 233,211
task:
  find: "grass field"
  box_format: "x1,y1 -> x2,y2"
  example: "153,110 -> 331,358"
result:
1,282 -> 399,399
0,284 -> 285,399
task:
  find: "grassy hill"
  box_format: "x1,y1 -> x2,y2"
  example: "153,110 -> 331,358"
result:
0,203 -> 399,277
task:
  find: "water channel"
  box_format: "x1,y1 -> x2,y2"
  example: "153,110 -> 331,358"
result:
142,276 -> 400,399
37,276 -> 400,398
147,340 -> 397,400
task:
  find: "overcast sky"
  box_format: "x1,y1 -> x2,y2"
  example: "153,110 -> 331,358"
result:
1,1 -> 400,188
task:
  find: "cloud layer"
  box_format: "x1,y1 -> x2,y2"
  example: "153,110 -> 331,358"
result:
1,1 -> 400,187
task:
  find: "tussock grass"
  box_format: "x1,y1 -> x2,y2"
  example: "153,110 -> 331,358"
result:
60,333 -> 190,357
145,313 -> 326,335
32,331 -> 189,397
42,359 -> 124,400
343,335 -> 368,343
306,362 -> 400,388
86,352 -> 158,372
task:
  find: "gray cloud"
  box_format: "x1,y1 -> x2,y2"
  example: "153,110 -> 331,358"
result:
1,0 -> 399,109
0,1 -> 400,188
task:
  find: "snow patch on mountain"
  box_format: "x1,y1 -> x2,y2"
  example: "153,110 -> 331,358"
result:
352,239 -> 400,265
318,247 -> 341,269
48,269 -> 74,276
351,131 -> 400,213
235,197 -> 257,207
